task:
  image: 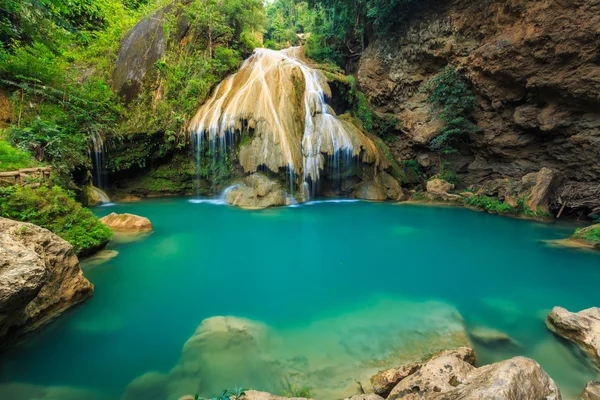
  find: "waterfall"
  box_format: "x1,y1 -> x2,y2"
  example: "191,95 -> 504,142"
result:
188,47 -> 382,199
90,129 -> 110,203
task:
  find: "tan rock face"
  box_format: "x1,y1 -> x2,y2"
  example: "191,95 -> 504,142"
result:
225,174 -> 291,209
0,218 -> 93,345
357,0 -> 600,215
99,213 -> 153,232
371,363 -> 421,397
352,181 -> 388,201
381,349 -> 560,400
477,167 -> 558,215
546,306 -> 600,366
426,179 -> 454,194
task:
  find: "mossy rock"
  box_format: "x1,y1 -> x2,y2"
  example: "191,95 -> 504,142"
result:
572,224 -> 600,250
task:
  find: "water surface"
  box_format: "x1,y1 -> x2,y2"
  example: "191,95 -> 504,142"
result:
0,199 -> 599,399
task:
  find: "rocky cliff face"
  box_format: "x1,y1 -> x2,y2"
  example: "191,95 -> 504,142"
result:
358,0 -> 600,217
0,218 -> 93,345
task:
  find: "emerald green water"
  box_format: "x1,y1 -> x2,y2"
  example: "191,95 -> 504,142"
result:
1,198 -> 599,399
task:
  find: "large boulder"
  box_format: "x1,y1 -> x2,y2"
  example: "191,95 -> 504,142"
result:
352,180 -> 388,201
372,349 -> 475,397
0,218 -> 93,344
99,213 -> 153,233
477,168 -> 558,215
381,349 -> 560,400
546,306 -> 600,366
426,178 -> 454,194
225,174 -> 291,209
112,2 -> 190,102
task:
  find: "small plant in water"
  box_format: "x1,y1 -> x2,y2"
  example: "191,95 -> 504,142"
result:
281,379 -> 313,398
194,388 -> 248,400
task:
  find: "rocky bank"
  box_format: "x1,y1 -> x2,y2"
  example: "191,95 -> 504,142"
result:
0,218 -> 93,345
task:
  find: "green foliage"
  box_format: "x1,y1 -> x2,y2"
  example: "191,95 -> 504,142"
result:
0,184 -> 112,255
466,195 -> 514,215
0,139 -> 38,171
196,147 -> 234,189
592,214 -> 600,224
435,170 -> 459,185
422,66 -> 477,154
574,225 -> 600,244
194,388 -> 248,400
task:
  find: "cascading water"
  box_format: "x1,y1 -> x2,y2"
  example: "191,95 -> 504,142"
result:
90,129 -> 110,203
188,47 -> 382,200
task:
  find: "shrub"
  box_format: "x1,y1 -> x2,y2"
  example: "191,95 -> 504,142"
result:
422,66 -> 477,154
0,184 -> 112,255
574,225 -> 600,244
466,195 -> 514,214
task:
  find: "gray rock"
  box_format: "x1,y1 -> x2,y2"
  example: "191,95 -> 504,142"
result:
0,218 -> 93,345
112,1 -> 190,102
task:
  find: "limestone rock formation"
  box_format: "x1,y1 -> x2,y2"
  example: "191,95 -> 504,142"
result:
582,381 -> 600,400
426,179 -> 454,195
99,213 -> 153,232
477,168 -> 558,215
380,349 -> 560,400
352,181 -> 388,201
371,363 -> 422,397
357,0 -> 600,217
0,218 -> 93,344
225,174 -> 292,209
546,306 -> 600,366
189,47 -> 387,197
423,178 -> 463,202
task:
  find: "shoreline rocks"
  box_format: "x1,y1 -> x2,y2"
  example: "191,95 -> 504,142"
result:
0,218 -> 93,345
546,306 -> 600,366
374,348 -> 560,400
99,212 -> 153,233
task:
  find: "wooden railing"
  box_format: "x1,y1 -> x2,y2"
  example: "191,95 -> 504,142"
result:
0,167 -> 52,186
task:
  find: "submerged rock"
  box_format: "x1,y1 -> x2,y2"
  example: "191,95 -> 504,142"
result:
125,299 -> 472,399
225,174 -> 291,209
99,212 -> 153,233
582,381 -> 600,400
0,218 -> 93,345
546,306 -> 600,366
468,326 -> 514,346
382,349 -> 560,400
